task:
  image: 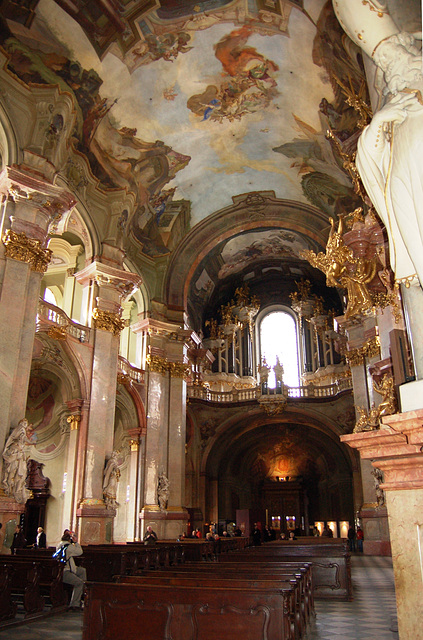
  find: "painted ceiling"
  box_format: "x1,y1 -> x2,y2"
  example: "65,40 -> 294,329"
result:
1,0 -> 365,252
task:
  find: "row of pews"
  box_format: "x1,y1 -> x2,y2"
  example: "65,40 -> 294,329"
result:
0,538 -> 249,624
0,537 -> 351,638
0,555 -> 67,621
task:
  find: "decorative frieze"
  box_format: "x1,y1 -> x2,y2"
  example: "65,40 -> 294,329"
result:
92,308 -> 124,336
2,229 -> 52,273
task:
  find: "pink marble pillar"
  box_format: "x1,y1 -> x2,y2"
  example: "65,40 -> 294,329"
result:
341,411 -> 423,639
133,318 -> 191,539
74,260 -> 141,544
0,167 -> 75,499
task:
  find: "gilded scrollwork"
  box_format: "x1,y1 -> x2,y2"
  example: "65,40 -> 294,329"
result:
346,336 -> 380,366
2,229 -> 52,273
146,354 -> 169,375
373,374 -> 397,417
301,215 -> 377,319
92,308 -> 124,336
47,325 -> 67,340
353,374 -> 396,432
168,362 -> 190,379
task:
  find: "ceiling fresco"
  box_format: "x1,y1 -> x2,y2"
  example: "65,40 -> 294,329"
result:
0,0 -> 366,259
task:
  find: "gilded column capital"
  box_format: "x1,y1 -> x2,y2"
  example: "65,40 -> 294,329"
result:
168,361 -> 190,379
130,439 -> 139,452
66,414 -> 81,431
2,229 -> 52,273
92,308 -> 124,336
146,354 -> 169,374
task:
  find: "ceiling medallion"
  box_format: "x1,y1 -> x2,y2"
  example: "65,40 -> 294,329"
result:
258,395 -> 287,416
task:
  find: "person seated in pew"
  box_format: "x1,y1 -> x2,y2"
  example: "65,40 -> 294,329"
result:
143,525 -> 158,546
56,530 -> 87,611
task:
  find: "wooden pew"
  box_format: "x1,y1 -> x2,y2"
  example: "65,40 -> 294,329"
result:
223,540 -> 351,600
139,562 -> 313,630
118,573 -> 305,640
83,580 -> 296,640
0,557 -> 66,620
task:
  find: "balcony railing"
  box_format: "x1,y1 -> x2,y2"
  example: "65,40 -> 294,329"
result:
118,356 -> 145,385
37,300 -> 90,343
187,378 -> 352,403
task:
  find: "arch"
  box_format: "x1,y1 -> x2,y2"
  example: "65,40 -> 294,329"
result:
164,193 -> 331,310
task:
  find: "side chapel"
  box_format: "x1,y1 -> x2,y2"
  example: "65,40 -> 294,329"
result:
0,0 -> 422,636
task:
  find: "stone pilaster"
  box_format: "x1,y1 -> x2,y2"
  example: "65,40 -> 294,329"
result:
0,167 -> 75,473
74,260 -> 141,544
60,400 -> 84,535
126,432 -> 141,542
132,318 -> 191,538
341,410 -> 423,639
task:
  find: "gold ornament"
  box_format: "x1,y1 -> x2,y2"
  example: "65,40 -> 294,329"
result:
346,336 -> 380,366
92,308 -> 124,336
301,215 -> 377,319
146,354 -> 168,375
3,229 -> 52,273
47,326 -> 67,340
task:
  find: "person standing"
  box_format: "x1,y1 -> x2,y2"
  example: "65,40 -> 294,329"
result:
10,525 -> 26,554
56,531 -> 86,610
35,527 -> 47,549
356,526 -> 364,553
347,526 -> 356,552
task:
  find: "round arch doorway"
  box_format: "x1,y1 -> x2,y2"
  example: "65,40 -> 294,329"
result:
200,413 -> 356,538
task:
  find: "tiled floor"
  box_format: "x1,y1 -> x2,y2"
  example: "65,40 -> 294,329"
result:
0,554 -> 398,639
309,554 -> 398,640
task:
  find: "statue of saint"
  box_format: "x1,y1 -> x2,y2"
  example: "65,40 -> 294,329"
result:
103,450 -> 121,509
157,472 -> 170,511
2,419 -> 34,504
332,1 -> 423,286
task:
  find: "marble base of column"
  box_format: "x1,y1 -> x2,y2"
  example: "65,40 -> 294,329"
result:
0,494 -> 26,553
341,410 -> 423,639
139,506 -> 189,540
76,500 -> 116,545
359,504 -> 391,556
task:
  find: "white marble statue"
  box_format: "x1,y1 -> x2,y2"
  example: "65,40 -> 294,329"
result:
332,1 -> 423,286
157,472 -> 170,511
2,419 -> 34,504
103,450 -> 121,509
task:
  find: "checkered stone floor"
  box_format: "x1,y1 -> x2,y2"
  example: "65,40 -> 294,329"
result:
0,554 -> 398,640
308,554 -> 398,640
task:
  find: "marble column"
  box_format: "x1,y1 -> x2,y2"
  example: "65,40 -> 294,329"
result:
341,410 -> 423,639
132,318 -> 191,539
74,260 -> 141,544
61,401 -> 83,535
0,167 -> 75,442
0,168 -> 74,527
125,432 -> 141,542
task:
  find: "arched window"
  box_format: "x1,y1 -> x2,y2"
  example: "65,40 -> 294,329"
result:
259,308 -> 300,388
